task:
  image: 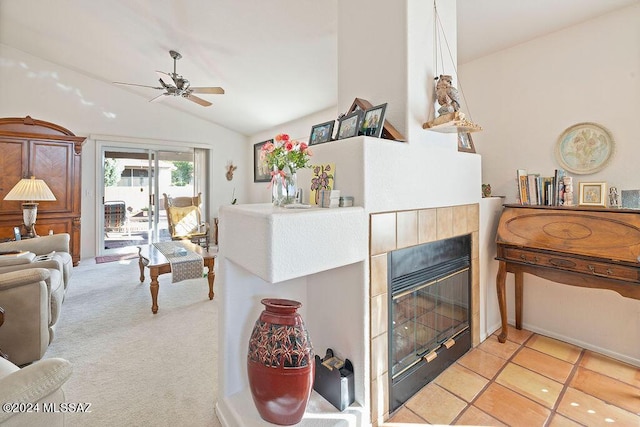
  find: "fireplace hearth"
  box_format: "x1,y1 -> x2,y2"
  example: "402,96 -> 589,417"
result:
388,234 -> 471,412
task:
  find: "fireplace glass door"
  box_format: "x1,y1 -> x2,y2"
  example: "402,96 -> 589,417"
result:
391,269 -> 469,378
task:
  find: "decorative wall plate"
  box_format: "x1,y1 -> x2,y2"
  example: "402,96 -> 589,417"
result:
555,122 -> 614,174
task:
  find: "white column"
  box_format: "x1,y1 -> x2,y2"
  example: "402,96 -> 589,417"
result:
337,0 -> 457,143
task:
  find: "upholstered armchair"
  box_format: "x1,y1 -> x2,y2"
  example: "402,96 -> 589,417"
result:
0,267 -> 63,366
0,234 -> 72,289
0,355 -> 73,427
163,193 -> 210,249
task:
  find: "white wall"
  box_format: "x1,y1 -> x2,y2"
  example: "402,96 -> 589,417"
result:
460,5 -> 640,365
0,44 -> 248,259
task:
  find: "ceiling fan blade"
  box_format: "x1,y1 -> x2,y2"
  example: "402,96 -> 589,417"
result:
155,71 -> 175,87
190,87 -> 225,95
149,93 -> 168,103
114,82 -> 163,90
185,94 -> 212,107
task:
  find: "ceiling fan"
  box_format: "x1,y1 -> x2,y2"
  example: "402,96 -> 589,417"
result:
114,50 -> 224,107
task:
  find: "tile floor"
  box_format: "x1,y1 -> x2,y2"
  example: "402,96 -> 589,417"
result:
386,326 -> 640,426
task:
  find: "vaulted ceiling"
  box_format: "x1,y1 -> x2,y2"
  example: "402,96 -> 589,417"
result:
1,0 -> 637,136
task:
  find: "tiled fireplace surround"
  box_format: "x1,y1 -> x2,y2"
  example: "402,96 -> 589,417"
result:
369,204 -> 480,425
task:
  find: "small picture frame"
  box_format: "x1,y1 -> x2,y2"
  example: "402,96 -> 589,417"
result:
457,132 -> 476,153
309,120 -> 335,145
621,189 -> 640,210
360,103 -> 387,137
579,182 -> 607,207
253,139 -> 273,183
13,227 -> 21,241
336,110 -> 363,140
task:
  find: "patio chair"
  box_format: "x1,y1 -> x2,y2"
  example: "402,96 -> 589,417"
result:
163,193 -> 210,250
104,201 -> 129,236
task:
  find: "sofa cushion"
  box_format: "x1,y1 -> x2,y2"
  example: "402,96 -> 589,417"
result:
0,358 -> 72,423
51,252 -> 72,289
48,269 -> 64,327
170,206 -> 201,236
0,252 -> 36,267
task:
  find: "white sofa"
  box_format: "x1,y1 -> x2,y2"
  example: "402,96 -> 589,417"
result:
0,356 -> 73,427
0,234 -> 72,366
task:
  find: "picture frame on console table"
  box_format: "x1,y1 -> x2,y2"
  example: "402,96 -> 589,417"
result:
579,182 -> 607,207
253,139 -> 273,183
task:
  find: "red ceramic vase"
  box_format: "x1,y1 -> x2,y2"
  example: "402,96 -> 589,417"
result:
247,298 -> 314,425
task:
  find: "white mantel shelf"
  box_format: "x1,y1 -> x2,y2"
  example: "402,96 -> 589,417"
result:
218,203 -> 367,284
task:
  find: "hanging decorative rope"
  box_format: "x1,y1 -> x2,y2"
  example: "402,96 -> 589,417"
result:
423,1 -> 482,133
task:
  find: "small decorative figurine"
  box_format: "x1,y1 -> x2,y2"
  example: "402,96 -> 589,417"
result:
609,187 -> 620,208
482,184 -> 492,198
435,74 -> 460,116
225,162 -> 237,181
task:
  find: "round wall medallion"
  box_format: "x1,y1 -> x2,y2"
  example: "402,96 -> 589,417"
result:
555,122 -> 614,174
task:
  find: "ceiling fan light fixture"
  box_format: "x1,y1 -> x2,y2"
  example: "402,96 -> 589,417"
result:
113,49 -> 224,107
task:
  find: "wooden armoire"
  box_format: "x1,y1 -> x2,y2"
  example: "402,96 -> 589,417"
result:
0,116 -> 85,266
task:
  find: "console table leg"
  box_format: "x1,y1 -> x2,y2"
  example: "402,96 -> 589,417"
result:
496,261 -> 508,343
515,271 -> 524,330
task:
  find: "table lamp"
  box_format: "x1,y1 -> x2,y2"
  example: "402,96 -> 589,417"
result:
3,176 -> 56,238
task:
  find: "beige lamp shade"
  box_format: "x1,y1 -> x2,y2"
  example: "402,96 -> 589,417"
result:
4,177 -> 56,202
4,177 -> 56,238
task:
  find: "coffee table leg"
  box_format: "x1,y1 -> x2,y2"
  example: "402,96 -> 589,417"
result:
206,258 -> 215,300
138,247 -> 146,282
150,269 -> 160,314
138,258 -> 146,282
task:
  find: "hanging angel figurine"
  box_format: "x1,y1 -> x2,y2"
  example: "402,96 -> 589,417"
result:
435,74 -> 460,116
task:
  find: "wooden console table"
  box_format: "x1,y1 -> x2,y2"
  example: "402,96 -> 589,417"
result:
495,204 -> 640,343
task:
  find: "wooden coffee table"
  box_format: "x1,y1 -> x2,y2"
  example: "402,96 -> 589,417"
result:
137,242 -> 217,314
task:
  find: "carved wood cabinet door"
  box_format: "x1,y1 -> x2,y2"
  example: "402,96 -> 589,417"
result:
0,138 -> 28,214
29,139 -> 76,213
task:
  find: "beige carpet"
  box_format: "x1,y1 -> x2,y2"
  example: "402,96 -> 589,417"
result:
44,258 -> 221,427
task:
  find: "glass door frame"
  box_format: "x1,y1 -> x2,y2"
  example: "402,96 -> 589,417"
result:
96,140 -> 210,258
99,147 -> 155,256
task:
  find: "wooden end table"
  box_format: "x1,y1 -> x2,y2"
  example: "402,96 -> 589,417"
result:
137,242 -> 217,314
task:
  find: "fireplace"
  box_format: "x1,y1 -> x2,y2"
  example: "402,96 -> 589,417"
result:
388,234 -> 471,412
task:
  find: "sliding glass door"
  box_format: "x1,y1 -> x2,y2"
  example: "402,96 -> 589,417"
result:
100,146 -> 208,256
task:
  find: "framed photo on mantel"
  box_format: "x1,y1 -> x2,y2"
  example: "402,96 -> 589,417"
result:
309,120 -> 335,145
347,97 -> 405,141
336,110 -> 363,140
360,103 -> 387,138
